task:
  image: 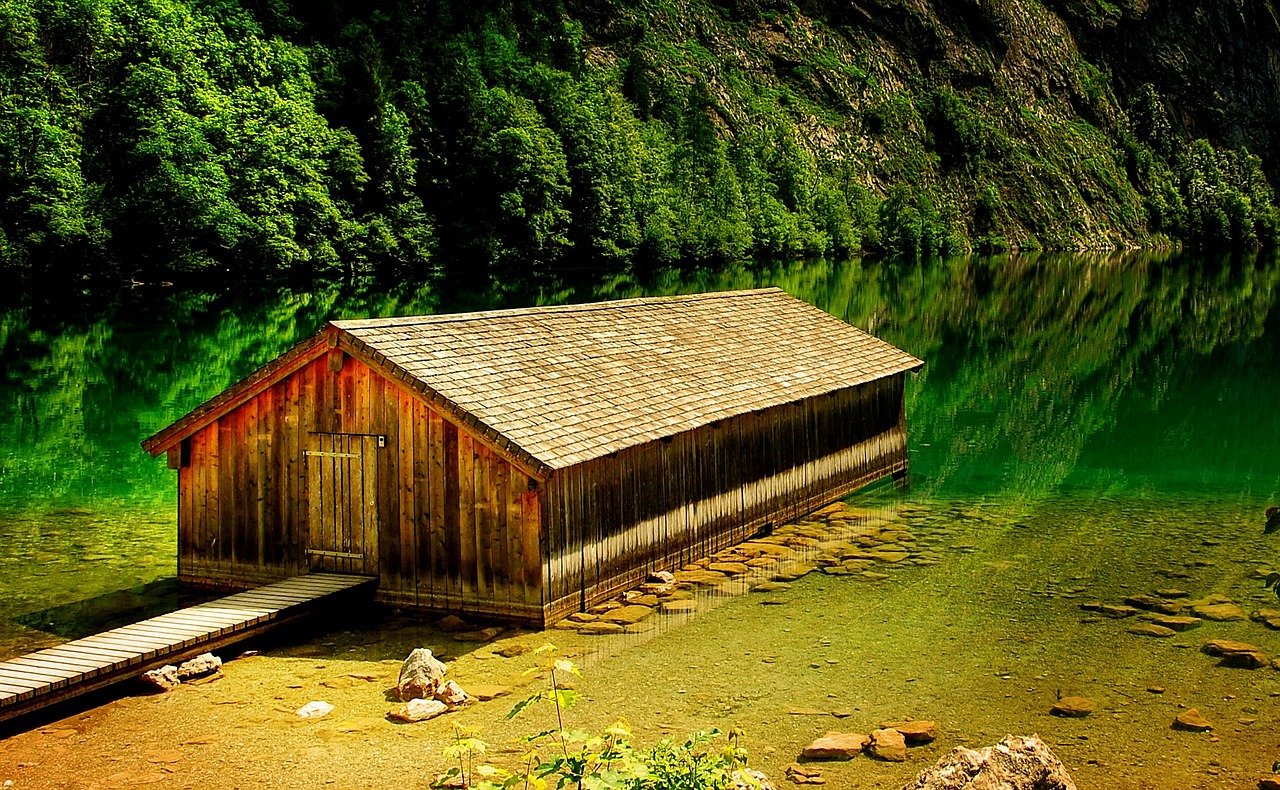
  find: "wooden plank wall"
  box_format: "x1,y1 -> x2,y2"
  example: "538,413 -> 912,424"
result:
177,354 -> 545,623
542,374 -> 910,622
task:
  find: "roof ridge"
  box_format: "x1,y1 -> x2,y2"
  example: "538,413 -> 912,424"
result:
330,286 -> 787,330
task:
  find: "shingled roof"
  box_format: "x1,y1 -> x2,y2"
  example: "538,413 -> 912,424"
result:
145,288 -> 922,472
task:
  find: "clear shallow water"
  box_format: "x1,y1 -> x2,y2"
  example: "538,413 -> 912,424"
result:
1,251 -> 1279,783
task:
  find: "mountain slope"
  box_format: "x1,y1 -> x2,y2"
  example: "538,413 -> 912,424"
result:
0,0 -> 1277,285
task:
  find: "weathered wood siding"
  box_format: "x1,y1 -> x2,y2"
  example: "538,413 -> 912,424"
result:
542,373 -> 909,622
176,353 -> 545,622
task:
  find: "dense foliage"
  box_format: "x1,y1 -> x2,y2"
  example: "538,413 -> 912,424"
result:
2,0 -> 1278,285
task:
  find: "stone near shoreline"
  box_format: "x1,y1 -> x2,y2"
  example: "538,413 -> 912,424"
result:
881,720 -> 940,744
176,653 -> 222,680
598,605 -> 653,625
868,728 -> 907,762
1149,615 -> 1201,632
1251,608 -> 1280,630
1050,697 -> 1095,718
397,648 -> 447,701
1191,603 -> 1247,621
1202,639 -> 1268,667
1123,594 -> 1185,615
785,764 -> 826,784
800,732 -> 869,760
904,735 -> 1076,790
1127,623 -> 1177,638
141,665 -> 180,692
388,697 -> 446,723
1173,709 -> 1213,731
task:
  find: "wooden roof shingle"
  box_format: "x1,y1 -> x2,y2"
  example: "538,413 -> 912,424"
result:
333,287 -> 921,469
144,288 -> 922,472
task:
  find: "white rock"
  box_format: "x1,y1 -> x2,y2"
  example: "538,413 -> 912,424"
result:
389,698 -> 448,722
435,679 -> 470,706
176,652 -> 222,679
296,700 -> 335,719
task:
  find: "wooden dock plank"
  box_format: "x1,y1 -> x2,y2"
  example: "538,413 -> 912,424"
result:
0,672 -> 45,690
0,573 -> 375,724
5,653 -> 103,675
0,662 -> 73,683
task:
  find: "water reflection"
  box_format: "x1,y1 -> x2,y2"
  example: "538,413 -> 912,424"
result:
0,251 -> 1277,655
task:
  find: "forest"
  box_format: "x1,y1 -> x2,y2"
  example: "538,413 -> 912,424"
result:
2,0 -> 1279,287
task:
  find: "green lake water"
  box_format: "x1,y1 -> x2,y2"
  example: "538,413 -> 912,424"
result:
2,251 -> 1280,784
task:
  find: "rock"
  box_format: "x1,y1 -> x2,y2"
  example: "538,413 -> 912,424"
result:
1203,639 -> 1263,656
1149,615 -> 1202,632
648,571 -> 675,583
711,581 -> 752,597
1251,608 -> 1280,629
904,734 -> 1076,790
463,684 -> 511,701
660,599 -> 699,614
868,728 -> 907,762
882,720 -> 940,744
494,643 -> 531,658
176,653 -> 222,680
1173,709 -> 1212,731
707,561 -> 750,576
1155,589 -> 1189,598
434,679 -> 470,705
869,550 -> 910,563
1098,605 -> 1139,618
861,571 -> 891,581
674,570 -> 729,587
1219,650 -> 1269,669
577,621 -> 625,635
566,612 -> 596,623
141,665 -> 180,691
1258,778 -> 1280,790
1050,697 -> 1095,717
388,698 -> 447,723
751,582 -> 792,593
1123,594 -> 1185,615
1127,624 -> 1177,638
785,764 -> 826,784
598,605 -> 653,625
296,701 -> 335,719
456,627 -> 504,642
800,732 -> 869,760
1192,603 -> 1247,621
436,615 -> 468,632
732,768 -> 775,790
397,648 -> 448,701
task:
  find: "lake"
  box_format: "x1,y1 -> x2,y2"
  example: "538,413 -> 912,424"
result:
1,250 -> 1279,785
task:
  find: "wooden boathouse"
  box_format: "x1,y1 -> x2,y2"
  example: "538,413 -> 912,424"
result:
143,287 -> 923,626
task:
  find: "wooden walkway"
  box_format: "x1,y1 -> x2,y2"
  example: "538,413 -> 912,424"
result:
0,573 -> 375,724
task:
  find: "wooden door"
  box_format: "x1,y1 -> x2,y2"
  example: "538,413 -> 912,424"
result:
305,433 -> 381,575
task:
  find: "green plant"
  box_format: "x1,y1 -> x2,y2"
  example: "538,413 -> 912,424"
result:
498,644 -> 761,790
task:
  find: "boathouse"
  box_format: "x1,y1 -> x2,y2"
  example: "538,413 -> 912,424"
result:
142,288 -> 923,625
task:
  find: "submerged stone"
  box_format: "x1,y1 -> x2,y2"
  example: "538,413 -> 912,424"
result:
1173,709 -> 1213,731
881,719 -> 940,744
1149,615 -> 1202,632
868,728 -> 907,762
800,732 -> 869,760
1192,603 -> 1247,621
1050,697 -> 1095,717
1127,623 -> 1177,638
